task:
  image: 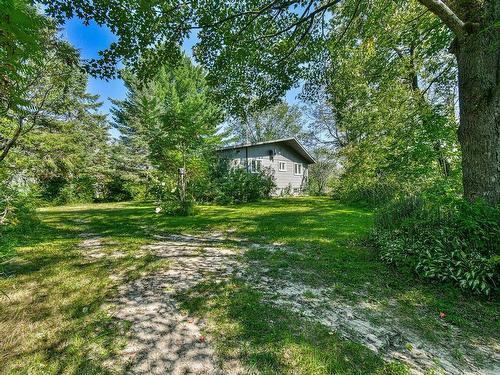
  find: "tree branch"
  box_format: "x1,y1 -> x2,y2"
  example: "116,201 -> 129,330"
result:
250,0 -> 341,42
417,0 -> 466,38
0,117 -> 23,162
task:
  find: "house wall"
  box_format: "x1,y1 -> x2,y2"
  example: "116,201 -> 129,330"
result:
218,143 -> 310,195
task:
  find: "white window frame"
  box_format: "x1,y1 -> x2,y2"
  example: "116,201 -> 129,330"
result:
294,163 -> 303,175
278,161 -> 286,171
250,159 -> 262,173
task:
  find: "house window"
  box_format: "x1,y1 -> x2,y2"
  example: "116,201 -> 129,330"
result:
278,162 -> 286,171
250,159 -> 262,173
294,163 -> 303,175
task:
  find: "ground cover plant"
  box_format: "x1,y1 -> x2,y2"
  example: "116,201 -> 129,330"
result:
374,195 -> 500,295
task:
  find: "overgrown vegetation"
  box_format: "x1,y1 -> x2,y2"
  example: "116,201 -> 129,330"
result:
373,195 -> 500,295
209,160 -> 276,204
1,1 -> 499,372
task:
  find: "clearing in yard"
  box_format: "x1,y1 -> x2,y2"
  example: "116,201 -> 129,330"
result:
0,197 -> 498,374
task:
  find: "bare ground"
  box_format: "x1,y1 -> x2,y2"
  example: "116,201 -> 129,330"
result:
78,232 -> 499,375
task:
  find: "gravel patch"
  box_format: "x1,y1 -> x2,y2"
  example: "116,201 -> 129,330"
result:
78,231 -> 499,375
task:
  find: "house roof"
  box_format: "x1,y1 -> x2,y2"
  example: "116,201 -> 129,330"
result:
217,137 -> 316,164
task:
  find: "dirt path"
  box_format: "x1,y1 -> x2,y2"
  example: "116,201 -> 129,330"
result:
79,233 -> 244,374
78,232 -> 499,375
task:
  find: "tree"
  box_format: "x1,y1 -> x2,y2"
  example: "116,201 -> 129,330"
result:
415,0 -> 499,204
110,70 -> 158,198
39,0 -> 500,204
0,0 -> 51,118
227,101 -> 306,143
308,147 -> 339,195
304,3 -> 460,202
0,12 -> 81,164
1,1 -> 112,209
112,56 -> 222,211
4,57 -> 112,203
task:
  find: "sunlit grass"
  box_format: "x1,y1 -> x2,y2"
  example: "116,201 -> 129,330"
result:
0,197 -> 498,373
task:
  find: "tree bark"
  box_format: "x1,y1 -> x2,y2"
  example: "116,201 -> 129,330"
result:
453,25 -> 500,204
417,0 -> 500,205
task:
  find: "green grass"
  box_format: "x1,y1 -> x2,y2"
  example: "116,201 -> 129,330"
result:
0,197 -> 498,374
176,281 -> 406,375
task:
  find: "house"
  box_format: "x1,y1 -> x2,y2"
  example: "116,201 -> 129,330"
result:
216,137 -> 316,195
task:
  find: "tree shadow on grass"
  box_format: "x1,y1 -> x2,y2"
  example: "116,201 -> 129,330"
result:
176,279 -> 407,375
2,198 -> 497,373
0,212 -> 173,374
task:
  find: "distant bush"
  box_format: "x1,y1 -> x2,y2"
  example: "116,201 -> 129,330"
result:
372,195 -> 500,295
39,176 -> 97,205
331,178 -> 398,206
210,160 -> 276,204
0,186 -> 39,235
102,174 -> 136,202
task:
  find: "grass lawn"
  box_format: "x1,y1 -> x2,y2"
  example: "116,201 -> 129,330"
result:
0,197 -> 498,374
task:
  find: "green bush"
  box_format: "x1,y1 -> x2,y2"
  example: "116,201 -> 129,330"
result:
211,160 -> 276,204
149,176 -> 197,216
373,196 -> 500,295
39,177 -> 95,205
161,194 -> 196,216
331,178 -> 398,206
0,187 -> 39,235
102,174 -> 135,202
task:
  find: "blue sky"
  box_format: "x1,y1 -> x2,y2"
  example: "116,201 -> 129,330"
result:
61,19 -> 125,118
61,18 -> 302,135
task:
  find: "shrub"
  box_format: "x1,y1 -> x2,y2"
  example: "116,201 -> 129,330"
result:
103,174 -> 135,202
161,194 -> 196,216
373,195 -> 500,295
331,178 -> 398,206
211,160 -> 276,204
0,186 -> 39,235
39,176 -> 96,205
150,176 -> 197,216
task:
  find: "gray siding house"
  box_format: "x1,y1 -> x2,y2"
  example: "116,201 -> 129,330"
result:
217,138 -> 316,195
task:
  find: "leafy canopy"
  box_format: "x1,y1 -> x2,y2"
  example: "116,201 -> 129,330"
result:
38,1 -> 448,113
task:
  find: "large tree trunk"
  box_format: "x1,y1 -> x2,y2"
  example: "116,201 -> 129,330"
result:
417,0 -> 500,205
454,25 -> 500,204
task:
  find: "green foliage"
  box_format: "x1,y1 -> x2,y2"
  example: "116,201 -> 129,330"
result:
308,147 -> 339,196
112,56 -> 222,213
102,173 -> 137,202
0,0 -> 52,116
305,2 -> 459,205
1,2 -> 111,209
36,0 -> 500,205
0,167 -> 39,235
373,196 -> 500,295
160,193 -> 196,216
149,175 -> 196,216
227,101 -> 307,144
210,160 -> 276,204
36,0 -> 459,116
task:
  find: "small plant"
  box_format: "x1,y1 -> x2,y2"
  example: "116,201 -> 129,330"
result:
281,183 -> 293,197
303,290 -> 317,299
373,195 -> 500,295
152,181 -> 197,216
